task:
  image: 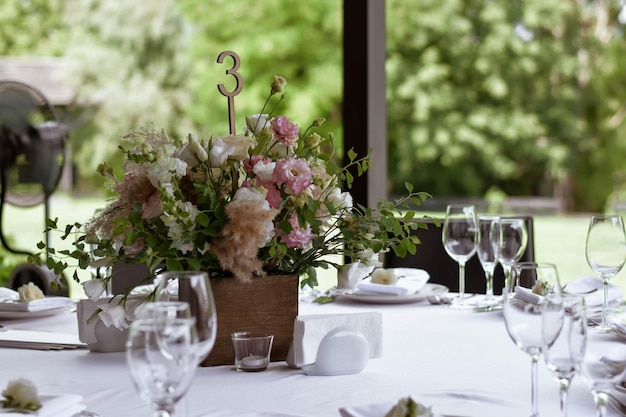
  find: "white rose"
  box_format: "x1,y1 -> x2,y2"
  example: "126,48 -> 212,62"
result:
233,187 -> 271,211
17,282 -> 44,302
253,160 -> 276,182
245,113 -> 271,135
97,296 -> 129,329
1,378 -> 41,411
82,279 -> 107,301
327,187 -> 353,210
370,268 -> 398,285
209,138 -> 234,166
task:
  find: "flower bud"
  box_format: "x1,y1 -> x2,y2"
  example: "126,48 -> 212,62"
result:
271,75 -> 287,94
312,118 -> 325,127
305,133 -> 322,149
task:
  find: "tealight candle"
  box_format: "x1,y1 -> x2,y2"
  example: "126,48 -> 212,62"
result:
241,354 -> 267,369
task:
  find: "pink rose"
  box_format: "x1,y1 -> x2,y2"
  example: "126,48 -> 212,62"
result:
271,116 -> 299,147
273,158 -> 312,195
280,214 -> 314,249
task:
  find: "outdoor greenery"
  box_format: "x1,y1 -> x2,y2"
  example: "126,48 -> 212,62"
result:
2,0 -> 625,211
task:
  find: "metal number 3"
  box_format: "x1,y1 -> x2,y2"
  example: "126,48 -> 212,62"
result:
217,51 -> 243,134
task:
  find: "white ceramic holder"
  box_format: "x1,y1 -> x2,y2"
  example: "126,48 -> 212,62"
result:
300,327 -> 369,376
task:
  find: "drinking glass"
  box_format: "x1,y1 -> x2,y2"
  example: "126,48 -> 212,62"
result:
503,262 -> 562,417
496,218 -> 528,290
476,215 -> 500,305
578,332 -> 626,417
156,271 -> 218,363
442,204 -> 478,309
542,296 -> 587,417
126,316 -> 199,417
585,215 -> 626,332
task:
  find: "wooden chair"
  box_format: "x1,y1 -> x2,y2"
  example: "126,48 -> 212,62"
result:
384,216 -> 535,295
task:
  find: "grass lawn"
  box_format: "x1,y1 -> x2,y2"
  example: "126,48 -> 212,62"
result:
2,194 -> 624,297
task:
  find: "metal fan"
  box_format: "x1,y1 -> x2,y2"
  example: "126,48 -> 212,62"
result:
0,80 -> 68,295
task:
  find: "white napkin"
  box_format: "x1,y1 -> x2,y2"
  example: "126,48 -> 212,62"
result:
0,394 -> 85,417
513,286 -> 543,304
0,288 -> 18,302
291,312 -> 383,367
352,268 -> 429,296
564,275 -> 624,307
339,401 -> 440,417
0,295 -> 75,312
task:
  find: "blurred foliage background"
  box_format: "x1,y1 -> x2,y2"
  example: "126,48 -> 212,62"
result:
0,0 -> 625,212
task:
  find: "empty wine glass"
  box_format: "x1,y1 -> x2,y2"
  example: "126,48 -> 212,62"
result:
496,218 -> 528,290
542,296 -> 587,417
126,315 -> 199,417
503,262 -> 562,417
476,215 -> 500,306
585,215 -> 626,332
442,204 -> 478,309
578,332 -> 626,417
156,271 -> 218,364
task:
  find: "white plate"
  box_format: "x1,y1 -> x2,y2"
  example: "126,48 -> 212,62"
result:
333,283 -> 449,304
0,305 -> 73,319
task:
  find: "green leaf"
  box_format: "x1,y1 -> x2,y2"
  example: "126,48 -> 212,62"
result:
166,258 -> 184,271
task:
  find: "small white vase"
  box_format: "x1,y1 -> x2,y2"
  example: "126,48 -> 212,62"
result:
76,299 -> 128,352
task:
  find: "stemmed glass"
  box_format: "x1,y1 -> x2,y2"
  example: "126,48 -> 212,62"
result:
542,296 -> 587,417
585,215 -> 626,332
496,218 -> 528,290
126,312 -> 199,417
476,215 -> 500,306
503,262 -> 562,417
156,271 -> 218,364
442,204 -> 478,309
578,332 -> 626,417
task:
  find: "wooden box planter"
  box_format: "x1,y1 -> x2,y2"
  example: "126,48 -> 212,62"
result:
202,274 -> 299,367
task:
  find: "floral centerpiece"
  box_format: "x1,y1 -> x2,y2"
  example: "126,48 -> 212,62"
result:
32,75 -> 430,328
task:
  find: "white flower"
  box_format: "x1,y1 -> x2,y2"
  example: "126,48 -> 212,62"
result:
354,249 -> 383,267
233,187 -> 271,211
188,134 -> 208,162
147,145 -> 187,188
17,283 -> 44,302
82,279 -> 107,301
209,138 -> 235,166
1,378 -> 41,411
245,113 -> 271,135
370,268 -> 398,285
327,187 -> 353,210
97,296 -> 128,329
253,160 -> 276,182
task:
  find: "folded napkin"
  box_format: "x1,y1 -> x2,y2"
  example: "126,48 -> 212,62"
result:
0,394 -> 85,417
352,268 -> 429,296
513,286 -> 543,304
0,329 -> 85,350
564,275 -> 624,307
290,312 -> 383,368
0,296 -> 75,312
0,288 -> 18,302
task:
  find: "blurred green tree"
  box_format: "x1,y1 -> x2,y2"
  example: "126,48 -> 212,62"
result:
386,0 -> 626,211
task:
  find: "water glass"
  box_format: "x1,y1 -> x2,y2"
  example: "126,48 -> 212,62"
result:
126,316 -> 199,417
476,215 -> 500,305
496,218 -> 528,290
156,271 -> 218,363
442,204 -> 478,309
585,214 -> 626,332
503,262 -> 562,417
542,296 -> 587,417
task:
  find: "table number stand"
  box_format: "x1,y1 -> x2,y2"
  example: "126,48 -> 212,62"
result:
216,50 -> 243,134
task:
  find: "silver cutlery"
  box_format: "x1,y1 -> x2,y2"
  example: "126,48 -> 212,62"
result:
608,392 -> 626,416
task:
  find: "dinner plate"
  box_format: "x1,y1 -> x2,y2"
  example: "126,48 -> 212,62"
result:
0,305 -> 73,319
333,283 -> 449,304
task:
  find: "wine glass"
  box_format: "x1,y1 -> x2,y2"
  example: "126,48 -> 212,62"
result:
578,332 -> 626,417
476,215 -> 500,306
126,315 -> 199,417
503,262 -> 562,417
585,215 -> 626,332
156,271 -> 218,364
542,296 -> 587,417
442,204 -> 478,309
496,218 -> 528,290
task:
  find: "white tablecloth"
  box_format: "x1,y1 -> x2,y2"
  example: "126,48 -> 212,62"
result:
0,297 -> 621,417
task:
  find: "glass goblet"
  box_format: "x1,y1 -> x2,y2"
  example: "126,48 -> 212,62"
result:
503,262 -> 562,417
585,214 -> 626,332
156,271 -> 218,364
476,215 -> 500,306
496,218 -> 528,290
578,332 -> 626,417
126,316 -> 199,417
442,204 -> 478,309
542,296 -> 587,417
